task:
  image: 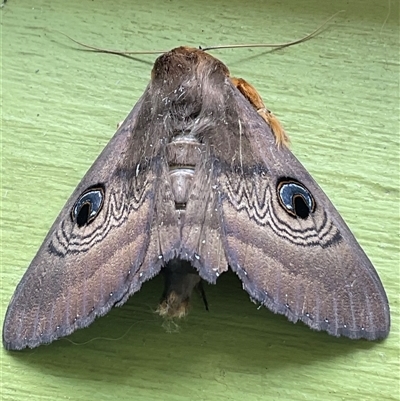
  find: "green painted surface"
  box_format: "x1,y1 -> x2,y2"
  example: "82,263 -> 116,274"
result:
1,0 -> 398,400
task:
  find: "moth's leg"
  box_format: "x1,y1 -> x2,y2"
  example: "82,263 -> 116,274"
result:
231,77 -> 290,148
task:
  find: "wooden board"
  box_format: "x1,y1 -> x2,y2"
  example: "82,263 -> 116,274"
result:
1,0 -> 398,400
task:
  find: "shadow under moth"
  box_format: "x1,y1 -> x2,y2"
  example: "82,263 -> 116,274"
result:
3,46 -> 390,350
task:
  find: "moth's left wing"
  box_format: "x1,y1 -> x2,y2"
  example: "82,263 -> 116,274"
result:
2,93 -> 173,350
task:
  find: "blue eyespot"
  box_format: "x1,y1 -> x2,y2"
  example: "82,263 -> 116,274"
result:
277,179 -> 315,219
71,185 -> 104,227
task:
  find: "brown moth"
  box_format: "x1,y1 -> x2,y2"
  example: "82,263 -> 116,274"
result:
3,47 -> 390,350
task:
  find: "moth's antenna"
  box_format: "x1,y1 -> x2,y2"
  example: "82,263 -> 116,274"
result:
54,31 -> 168,56
55,10 -> 344,57
201,10 -> 344,51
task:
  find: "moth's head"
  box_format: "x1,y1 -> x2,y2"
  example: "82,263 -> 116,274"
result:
149,47 -> 232,129
151,46 -> 230,86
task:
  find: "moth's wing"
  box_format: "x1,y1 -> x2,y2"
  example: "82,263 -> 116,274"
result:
3,93 -> 170,350
213,84 -> 390,340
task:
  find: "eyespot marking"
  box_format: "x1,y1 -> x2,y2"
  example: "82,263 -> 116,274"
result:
277,178 -> 315,219
71,185 -> 105,227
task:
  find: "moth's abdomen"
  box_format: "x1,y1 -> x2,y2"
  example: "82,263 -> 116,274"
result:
156,260 -> 202,319
166,135 -> 204,210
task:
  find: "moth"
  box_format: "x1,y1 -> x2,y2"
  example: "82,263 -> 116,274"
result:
3,46 -> 390,350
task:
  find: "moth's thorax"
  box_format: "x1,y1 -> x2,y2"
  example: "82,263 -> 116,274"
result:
166,134 -> 204,210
